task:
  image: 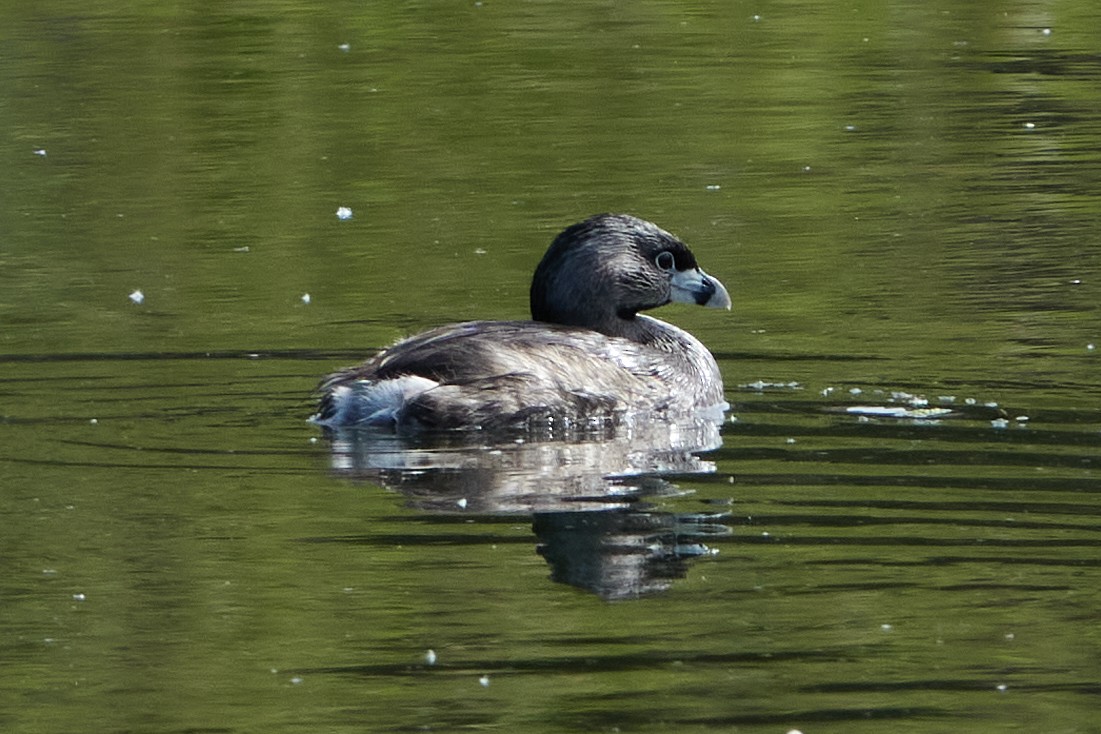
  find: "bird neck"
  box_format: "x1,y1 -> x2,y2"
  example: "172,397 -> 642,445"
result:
598,313 -> 677,349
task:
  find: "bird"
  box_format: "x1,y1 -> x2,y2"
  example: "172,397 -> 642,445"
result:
311,213 -> 730,432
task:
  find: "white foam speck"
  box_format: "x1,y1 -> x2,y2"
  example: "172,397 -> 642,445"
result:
129,289 -> 144,305
336,206 -> 353,220
740,380 -> 802,391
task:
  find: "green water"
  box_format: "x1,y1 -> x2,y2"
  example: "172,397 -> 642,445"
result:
2,1 -> 1100,732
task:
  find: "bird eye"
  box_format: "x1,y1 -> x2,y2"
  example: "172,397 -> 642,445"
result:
655,251 -> 675,271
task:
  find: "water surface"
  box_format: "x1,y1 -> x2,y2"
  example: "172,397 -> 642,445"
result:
2,2 -> 1100,732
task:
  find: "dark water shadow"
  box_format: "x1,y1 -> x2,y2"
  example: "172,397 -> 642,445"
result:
319,414 -> 732,600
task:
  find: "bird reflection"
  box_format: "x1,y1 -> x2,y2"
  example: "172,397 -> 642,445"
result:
533,508 -> 730,600
322,413 -> 732,600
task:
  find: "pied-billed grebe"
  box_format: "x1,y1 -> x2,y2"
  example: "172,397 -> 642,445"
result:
312,213 -> 730,431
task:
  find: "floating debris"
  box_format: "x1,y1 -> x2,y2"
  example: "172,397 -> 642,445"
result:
741,380 -> 802,391
478,675 -> 490,687
456,498 -> 468,509
1023,122 -> 1036,129
889,390 -> 928,407
705,184 -> 721,191
338,42 -> 351,52
33,148 -> 47,157
336,206 -> 354,220
846,406 -> 953,420
425,649 -> 437,665
129,289 -> 144,305
301,293 -> 311,305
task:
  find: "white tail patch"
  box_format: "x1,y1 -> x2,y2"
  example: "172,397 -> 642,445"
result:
314,375 -> 438,427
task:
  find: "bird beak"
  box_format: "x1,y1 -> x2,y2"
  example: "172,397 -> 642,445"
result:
671,268 -> 731,310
